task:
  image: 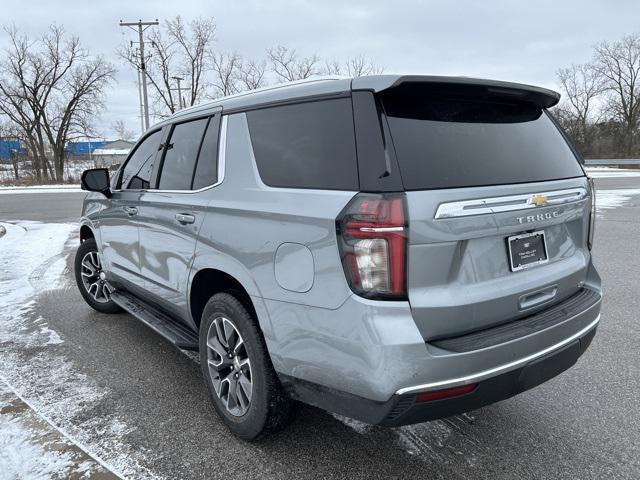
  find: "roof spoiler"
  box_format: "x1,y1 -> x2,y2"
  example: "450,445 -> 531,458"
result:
351,75 -> 561,108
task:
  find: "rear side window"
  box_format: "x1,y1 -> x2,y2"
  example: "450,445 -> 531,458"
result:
192,115 -> 220,190
380,84 -> 584,190
120,130 -> 162,190
246,98 -> 358,190
158,117 -> 208,190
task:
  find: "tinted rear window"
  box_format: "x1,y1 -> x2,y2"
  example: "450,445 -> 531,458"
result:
158,117 -> 208,190
380,85 -> 584,190
192,116 -> 220,190
246,98 -> 358,190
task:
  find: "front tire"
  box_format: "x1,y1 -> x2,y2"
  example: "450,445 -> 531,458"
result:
199,293 -> 293,440
74,238 -> 121,314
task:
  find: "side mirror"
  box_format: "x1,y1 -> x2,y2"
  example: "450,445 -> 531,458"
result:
81,168 -> 111,197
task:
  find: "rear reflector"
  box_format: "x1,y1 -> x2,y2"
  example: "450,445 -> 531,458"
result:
415,384 -> 477,403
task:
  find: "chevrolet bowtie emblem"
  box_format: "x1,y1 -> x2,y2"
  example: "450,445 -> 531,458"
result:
530,194 -> 548,207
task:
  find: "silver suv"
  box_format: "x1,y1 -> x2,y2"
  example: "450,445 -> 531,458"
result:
76,75 -> 602,440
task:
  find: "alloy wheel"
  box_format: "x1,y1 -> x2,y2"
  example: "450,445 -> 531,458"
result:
80,250 -> 113,304
206,316 -> 253,416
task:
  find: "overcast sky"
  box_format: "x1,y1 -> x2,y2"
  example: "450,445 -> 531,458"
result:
3,0 -> 639,139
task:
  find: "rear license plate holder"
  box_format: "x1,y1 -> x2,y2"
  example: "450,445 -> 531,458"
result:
508,230 -> 548,272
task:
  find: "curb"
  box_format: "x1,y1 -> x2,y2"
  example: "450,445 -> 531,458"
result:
0,225 -> 5,238
0,381 -> 121,479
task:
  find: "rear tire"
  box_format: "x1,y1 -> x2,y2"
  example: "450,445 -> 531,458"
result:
199,292 -> 293,440
74,238 -> 121,314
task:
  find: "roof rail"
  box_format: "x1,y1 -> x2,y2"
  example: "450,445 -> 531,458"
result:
173,76 -> 348,118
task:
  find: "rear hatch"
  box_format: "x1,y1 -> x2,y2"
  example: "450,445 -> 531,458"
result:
376,81 -> 591,340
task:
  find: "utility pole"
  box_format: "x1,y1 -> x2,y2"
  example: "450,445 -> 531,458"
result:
171,76 -> 185,110
120,19 -> 159,131
130,45 -> 145,134
137,66 -> 145,134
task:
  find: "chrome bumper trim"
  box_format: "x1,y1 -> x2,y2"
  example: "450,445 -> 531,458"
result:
395,315 -> 600,395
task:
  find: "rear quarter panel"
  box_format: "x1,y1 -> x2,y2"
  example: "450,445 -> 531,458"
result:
191,113 -> 356,337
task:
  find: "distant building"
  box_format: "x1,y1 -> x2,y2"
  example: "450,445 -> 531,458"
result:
0,138 -> 23,164
66,140 -> 107,158
92,140 -> 135,168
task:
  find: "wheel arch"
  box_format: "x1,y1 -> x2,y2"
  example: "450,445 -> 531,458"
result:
80,224 -> 95,243
189,267 -> 273,340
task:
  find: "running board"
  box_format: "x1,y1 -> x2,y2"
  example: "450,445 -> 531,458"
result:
111,291 -> 199,350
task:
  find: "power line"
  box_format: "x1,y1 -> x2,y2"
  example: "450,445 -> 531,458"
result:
119,19 -> 159,132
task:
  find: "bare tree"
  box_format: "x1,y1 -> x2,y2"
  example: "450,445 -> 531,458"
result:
327,55 -> 384,76
0,25 -> 56,180
0,24 -> 113,182
119,15 -> 215,116
45,56 -> 114,180
593,33 -> 640,156
323,59 -> 341,76
267,45 -> 320,82
555,63 -> 604,155
144,28 -> 178,115
167,16 -> 214,107
323,55 -> 384,77
236,59 -> 267,91
112,119 -> 135,141
346,55 -> 384,76
210,51 -> 241,98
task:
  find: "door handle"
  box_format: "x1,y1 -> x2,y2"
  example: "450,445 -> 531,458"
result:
123,206 -> 138,216
175,213 -> 196,224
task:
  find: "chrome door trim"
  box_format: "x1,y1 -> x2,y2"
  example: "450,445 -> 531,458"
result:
142,115 -> 228,195
434,187 -> 588,219
112,115 -> 228,196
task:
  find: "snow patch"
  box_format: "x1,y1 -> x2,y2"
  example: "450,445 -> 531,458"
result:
0,185 -> 82,194
0,221 -> 159,479
0,411 -> 75,480
332,414 -> 374,434
0,222 -> 73,348
394,416 -> 478,467
40,325 -> 64,345
595,189 -> 640,212
585,167 -> 640,178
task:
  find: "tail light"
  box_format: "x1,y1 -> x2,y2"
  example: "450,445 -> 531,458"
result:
587,177 -> 596,250
336,193 -> 407,300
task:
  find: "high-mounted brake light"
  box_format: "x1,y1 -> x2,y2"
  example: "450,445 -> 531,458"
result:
336,193 -> 407,300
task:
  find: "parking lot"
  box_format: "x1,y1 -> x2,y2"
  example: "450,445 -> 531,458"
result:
1,172 -> 639,479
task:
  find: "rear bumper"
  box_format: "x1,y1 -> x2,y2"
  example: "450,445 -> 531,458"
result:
268,281 -> 601,399
281,319 -> 598,426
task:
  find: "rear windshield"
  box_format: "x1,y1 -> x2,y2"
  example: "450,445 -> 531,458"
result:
380,84 -> 584,190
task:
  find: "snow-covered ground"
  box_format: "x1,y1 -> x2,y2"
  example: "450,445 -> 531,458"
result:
0,221 -> 157,479
0,185 -> 82,194
0,382 -> 118,479
0,160 -> 95,186
585,167 -> 640,178
0,393 -> 76,479
596,189 -> 640,212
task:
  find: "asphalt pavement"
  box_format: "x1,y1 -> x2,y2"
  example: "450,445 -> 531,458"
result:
0,176 -> 638,479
